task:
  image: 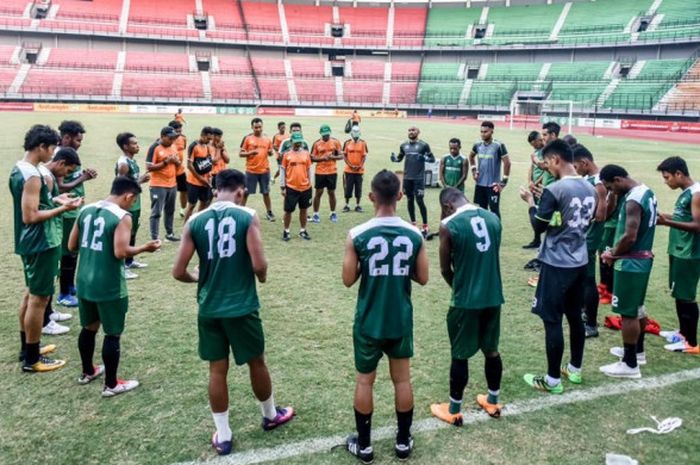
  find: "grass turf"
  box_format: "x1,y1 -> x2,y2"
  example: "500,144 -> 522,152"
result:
0,113 -> 698,465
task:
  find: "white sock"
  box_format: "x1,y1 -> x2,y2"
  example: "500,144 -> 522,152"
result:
284,229 -> 290,233
331,211 -> 336,215
212,410 -> 232,442
261,395 -> 277,420
300,228 -> 306,233
545,375 -> 561,387
488,389 -> 500,397
567,363 -> 581,373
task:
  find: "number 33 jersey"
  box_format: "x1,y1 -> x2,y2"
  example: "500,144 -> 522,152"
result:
441,204 -> 504,310
350,217 -> 424,340
535,176 -> 597,268
189,201 -> 260,318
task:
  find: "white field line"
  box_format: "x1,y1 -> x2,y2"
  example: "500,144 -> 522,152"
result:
172,367 -> 700,465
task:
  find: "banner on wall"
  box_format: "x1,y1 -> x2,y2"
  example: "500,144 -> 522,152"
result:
34,103 -> 126,113
256,107 -> 296,116
333,109 -> 407,118
129,105 -> 218,115
577,118 -> 622,129
0,102 -> 33,111
217,107 -> 256,115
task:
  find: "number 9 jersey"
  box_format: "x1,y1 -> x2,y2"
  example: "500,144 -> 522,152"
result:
350,217 -> 424,340
188,202 -> 260,318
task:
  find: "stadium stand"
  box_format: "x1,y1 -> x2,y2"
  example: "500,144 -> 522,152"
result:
122,72 -> 204,99
483,63 -> 542,82
257,77 -> 289,101
128,0 -> 199,38
339,6 -> 387,47
125,51 -> 191,73
639,0 -> 700,42
250,56 -> 285,78
0,0 -> 28,16
210,73 -> 257,100
217,54 -> 253,75
424,6 -> 481,47
22,68 -> 114,96
284,3 -> 334,45
392,7 -> 427,47
54,0 -> 121,22
290,56 -> 326,78
343,79 -> 383,103
241,1 -> 283,43
483,3 -> 561,45
0,66 -> 18,92
662,58 -> 700,111
0,45 -> 17,64
42,48 -> 118,70
558,0 -> 650,45
547,61 -> 611,81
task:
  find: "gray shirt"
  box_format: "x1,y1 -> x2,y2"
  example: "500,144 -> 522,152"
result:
472,140 -> 508,187
534,176 -> 596,268
398,140 -> 435,180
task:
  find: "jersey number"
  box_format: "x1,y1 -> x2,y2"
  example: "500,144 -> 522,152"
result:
567,196 -> 595,228
470,217 -> 491,252
204,217 -> 237,259
81,215 -> 105,252
367,236 -> 413,277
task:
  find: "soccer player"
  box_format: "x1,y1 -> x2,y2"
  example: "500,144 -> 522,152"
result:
172,169 -> 294,456
343,126 -> 368,213
541,121 -> 560,144
573,145 -> 607,337
115,132 -> 151,279
240,118 -> 275,221
278,122 -> 308,158
523,130 -> 551,249
69,176 -> 161,396
271,121 -> 286,183
342,170 -> 428,463
169,120 -> 189,218
184,127 -> 214,223
146,126 -> 181,242
391,126 -> 434,236
310,124 -> 343,223
55,120 -> 97,308
598,165 -> 657,378
656,157 -> 700,354
519,139 -> 595,394
10,125 -> 83,372
468,121 -> 510,218
280,133 -> 312,241
438,138 -> 468,192
210,127 -> 230,191
431,187 -> 504,425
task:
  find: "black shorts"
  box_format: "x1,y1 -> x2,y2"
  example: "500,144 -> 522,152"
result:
315,173 -> 337,191
176,173 -> 187,192
284,187 -> 312,213
246,172 -> 270,195
344,173 -> 363,199
187,182 -> 212,205
532,262 -> 587,323
403,178 -> 425,197
474,185 -> 500,216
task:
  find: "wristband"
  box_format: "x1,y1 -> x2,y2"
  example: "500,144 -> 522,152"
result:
500,176 -> 509,186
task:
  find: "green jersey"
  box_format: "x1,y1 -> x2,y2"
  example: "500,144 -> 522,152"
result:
62,165 -> 85,219
350,216 -> 424,339
668,182 -> 700,259
189,201 -> 259,319
586,173 -> 604,251
442,204 -> 504,309
532,149 -> 555,186
115,155 -> 141,211
442,154 -> 466,191
613,184 -> 657,273
76,200 -> 129,301
9,161 -> 62,255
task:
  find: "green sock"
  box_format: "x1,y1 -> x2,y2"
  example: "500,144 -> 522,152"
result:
487,390 -> 499,405
448,398 -> 462,414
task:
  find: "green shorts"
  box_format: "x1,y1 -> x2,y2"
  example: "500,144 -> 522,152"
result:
130,209 -> 140,238
669,256 -> 700,302
62,216 -> 77,256
353,324 -> 413,374
612,270 -> 650,318
447,306 -> 500,360
586,250 -> 598,279
21,247 -> 60,297
598,227 -> 616,252
198,311 -> 265,365
79,296 -> 129,335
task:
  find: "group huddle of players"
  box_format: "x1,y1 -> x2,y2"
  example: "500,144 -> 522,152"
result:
9,116 -> 699,462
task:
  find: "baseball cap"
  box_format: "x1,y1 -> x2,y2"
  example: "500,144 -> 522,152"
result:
291,132 -> 304,143
319,124 -> 331,136
161,126 -> 178,138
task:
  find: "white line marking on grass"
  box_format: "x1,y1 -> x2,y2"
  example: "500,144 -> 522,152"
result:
173,368 -> 700,465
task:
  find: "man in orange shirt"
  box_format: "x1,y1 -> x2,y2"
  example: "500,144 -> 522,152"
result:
343,126 -> 368,213
351,110 -> 361,127
310,124 -> 343,224
272,121 -> 286,183
281,132 -> 312,242
146,126 -> 181,242
240,118 -> 275,221
183,127 -> 214,223
211,127 -> 230,191
169,120 -> 188,217
174,108 -> 186,125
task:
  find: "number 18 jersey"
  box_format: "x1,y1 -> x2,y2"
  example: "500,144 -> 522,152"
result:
350,217 -> 424,340
188,201 -> 259,318
441,204 -> 504,310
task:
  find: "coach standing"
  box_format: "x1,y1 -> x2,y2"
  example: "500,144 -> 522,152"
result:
469,121 -> 510,218
146,126 -> 181,242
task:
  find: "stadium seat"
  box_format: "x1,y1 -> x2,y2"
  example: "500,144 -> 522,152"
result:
250,56 -> 285,78
210,74 -> 257,100
484,63 -> 541,81
129,0 -> 193,26
0,66 -> 19,92
203,0 -> 244,30
343,79 -> 383,103
284,3 -> 334,46
242,1 -> 283,43
295,78 -> 336,103
42,48 -> 118,70
257,77 -> 289,101
349,59 -> 385,80
125,51 -> 191,73
216,55 -> 252,75
424,6 -> 481,47
22,68 -> 114,96
0,45 -> 17,65
290,57 -> 326,78
482,3 -> 561,45
54,0 -> 121,22
122,72 -> 204,98
339,6 -> 387,47
0,0 -> 30,16
392,7 -> 427,47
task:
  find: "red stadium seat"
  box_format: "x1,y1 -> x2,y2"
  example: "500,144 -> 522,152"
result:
392,7 -> 427,47
0,66 -> 19,92
22,68 -> 114,96
343,79 -> 383,103
125,51 -> 191,73
209,74 -> 256,99
42,48 -> 118,70
122,72 -> 204,98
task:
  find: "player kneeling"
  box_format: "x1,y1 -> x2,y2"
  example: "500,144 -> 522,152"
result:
431,188 -> 505,425
173,169 -> 294,456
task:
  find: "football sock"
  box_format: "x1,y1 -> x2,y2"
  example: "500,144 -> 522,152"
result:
566,308 -> 585,369
637,317 -> 647,354
487,389 -> 500,405
623,343 -> 638,368
260,395 -> 277,420
567,363 -> 581,373
416,197 -> 428,225
78,328 -> 97,376
267,210 -> 273,216
484,354 -> 503,394
544,321 -> 564,380
354,409 -> 372,449
396,408 -> 413,445
678,301 -> 699,346
675,300 -> 687,339
449,359 -> 468,414
60,254 -> 77,295
583,276 -> 599,326
212,410 -> 232,442
544,374 -> 560,387
43,298 -> 52,327
102,335 -> 121,389
299,228 -> 306,233
406,196 -> 416,223
600,260 -> 613,290
25,342 -> 40,366
284,229 -> 290,233
20,331 -> 26,352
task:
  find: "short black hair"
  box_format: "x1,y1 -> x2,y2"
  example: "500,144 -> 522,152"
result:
290,122 -> 302,130
58,120 -> 85,137
116,132 -> 136,150
371,170 -> 401,205
449,137 -> 461,147
277,121 -> 286,129
201,126 -> 213,136
527,131 -> 540,143
572,144 -> 594,161
215,169 -> 246,192
53,147 -> 81,166
439,187 -> 465,207
168,120 -> 182,130
563,134 -> 578,146
481,121 -> 494,129
111,175 -> 142,196
542,121 -> 561,136
542,139 -> 573,162
656,156 -> 689,177
211,127 -> 223,136
600,164 -> 629,183
24,124 -> 60,151
251,117 -> 263,126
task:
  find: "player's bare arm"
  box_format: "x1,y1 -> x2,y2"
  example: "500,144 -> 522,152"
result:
172,224 -> 198,283
438,225 -> 454,286
342,235 -> 360,287
594,183 -> 608,223
439,158 -> 446,186
457,157 -> 469,188
22,177 -> 81,224
658,192 -> 700,232
412,242 -> 429,285
605,201 -> 642,262
246,214 -> 268,283
468,150 -> 478,180
114,216 -> 161,259
57,170 -> 94,193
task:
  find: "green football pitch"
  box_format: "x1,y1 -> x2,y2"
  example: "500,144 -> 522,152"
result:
0,112 -> 698,465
